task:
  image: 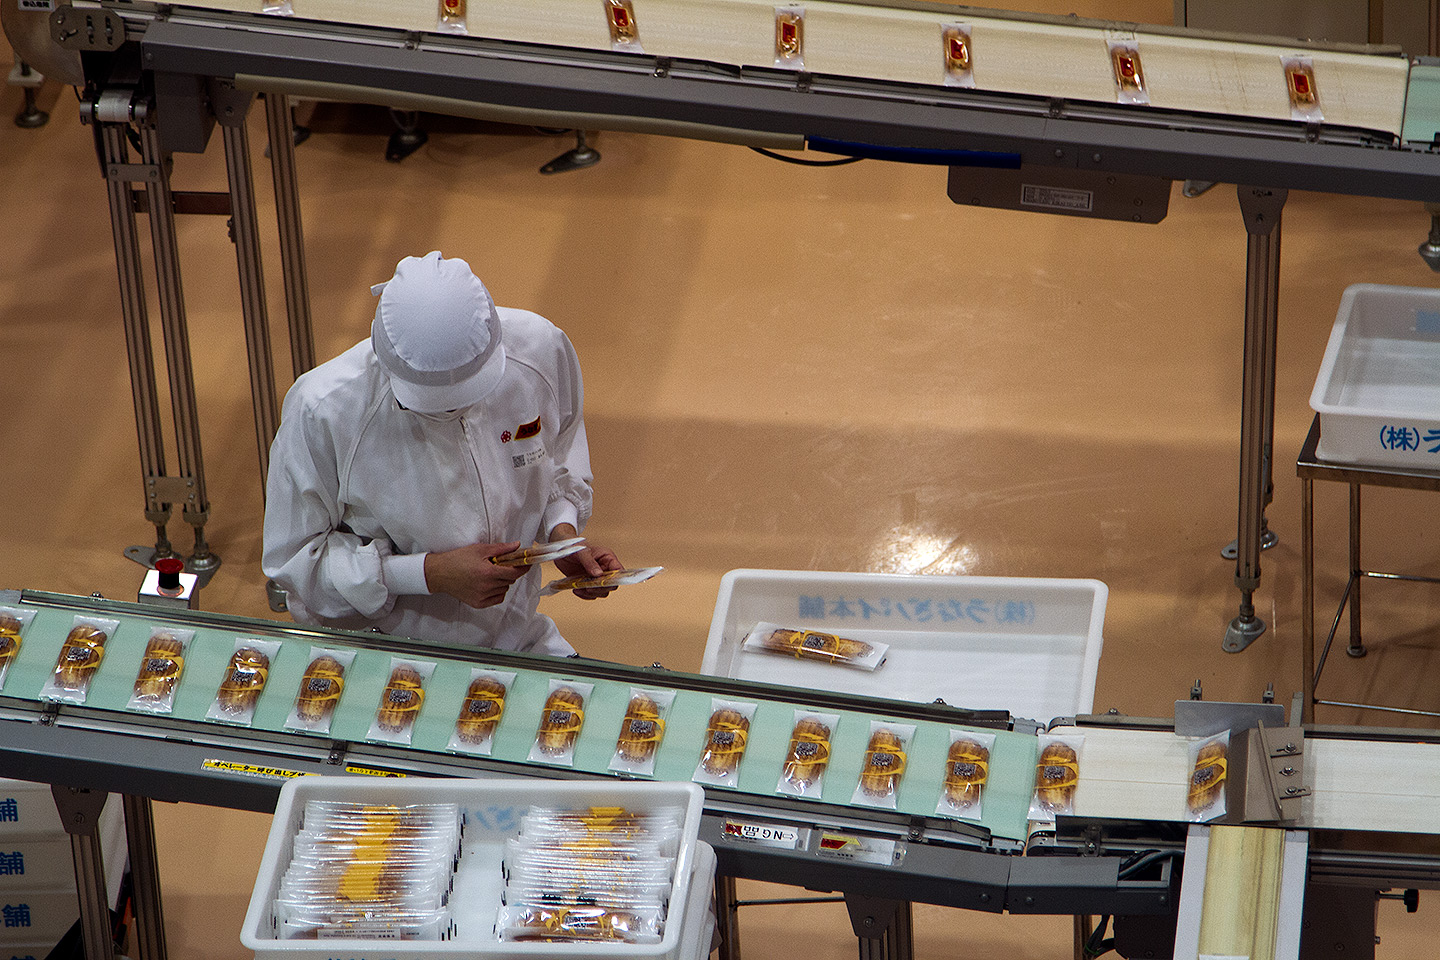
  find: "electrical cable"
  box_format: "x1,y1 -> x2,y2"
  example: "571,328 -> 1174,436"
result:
749,146 -> 862,166
1118,849 -> 1183,879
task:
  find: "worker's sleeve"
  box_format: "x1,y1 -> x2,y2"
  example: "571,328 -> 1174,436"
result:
262,398 -> 426,622
541,332 -> 595,538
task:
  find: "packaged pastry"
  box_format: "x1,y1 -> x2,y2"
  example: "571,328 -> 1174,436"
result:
0,606 -> 36,690
777,710 -> 839,798
437,0 -> 466,34
693,699 -> 756,788
500,905 -> 662,944
284,647 -> 355,734
207,638 -> 282,725
527,680 -> 594,766
605,0 -> 643,54
40,616 -> 120,704
940,23 -> 974,88
936,729 -> 996,820
1029,734 -> 1084,822
541,566 -> 663,596
1185,731 -> 1229,821
367,658 -> 436,745
448,668 -> 516,754
126,627 -> 195,714
609,688 -> 676,777
1107,30 -> 1148,105
852,722 -> 916,808
742,622 -> 887,671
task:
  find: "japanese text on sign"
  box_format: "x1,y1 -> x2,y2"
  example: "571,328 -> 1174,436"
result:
1379,425 -> 1440,455
797,595 -> 1036,625
722,820 -> 801,849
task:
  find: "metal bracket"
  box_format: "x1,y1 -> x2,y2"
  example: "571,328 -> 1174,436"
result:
843,893 -> 901,940
1237,185 -> 1288,237
207,77 -> 254,128
108,162 -> 163,184
1224,720 -> 1308,823
327,741 -> 347,765
50,5 -> 125,52
146,473 -> 198,508
51,785 -> 109,836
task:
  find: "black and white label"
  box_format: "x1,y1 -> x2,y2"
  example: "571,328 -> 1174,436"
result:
1020,184 -> 1093,213
721,819 -> 801,849
19,1 -> 55,10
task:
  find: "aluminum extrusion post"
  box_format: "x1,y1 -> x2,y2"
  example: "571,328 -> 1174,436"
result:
137,121 -> 219,575
1302,472 -> 1315,723
1224,186 -> 1286,653
715,875 -> 741,960
95,112 -> 174,560
52,786 -> 114,960
263,91 -> 317,379
122,795 -> 169,960
215,80 -> 281,484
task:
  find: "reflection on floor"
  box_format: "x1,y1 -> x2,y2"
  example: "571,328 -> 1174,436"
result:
2,0 -> 1438,955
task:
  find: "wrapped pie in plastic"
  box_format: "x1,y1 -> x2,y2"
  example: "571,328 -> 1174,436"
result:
853,723 -> 915,807
41,616 -> 120,704
449,669 -> 515,753
693,699 -> 755,788
1186,731 -> 1229,821
609,688 -> 675,776
207,639 -> 281,725
285,647 -> 355,733
367,659 -> 435,744
937,730 -> 996,819
127,628 -> 195,714
502,905 -> 661,944
528,680 -> 593,765
742,621 -> 887,671
0,606 -> 36,690
777,710 -> 838,798
1030,734 -> 1083,821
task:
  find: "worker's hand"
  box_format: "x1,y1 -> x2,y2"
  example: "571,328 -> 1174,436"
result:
550,523 -> 623,600
424,542 -> 527,609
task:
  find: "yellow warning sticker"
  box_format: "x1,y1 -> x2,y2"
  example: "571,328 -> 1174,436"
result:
344,764 -> 406,778
202,759 -> 312,780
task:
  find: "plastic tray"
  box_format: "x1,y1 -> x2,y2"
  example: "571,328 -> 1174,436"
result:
1311,283 -> 1440,469
704,570 -> 1106,721
242,778 -> 706,960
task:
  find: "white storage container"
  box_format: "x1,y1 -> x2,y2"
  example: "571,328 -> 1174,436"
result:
242,778 -> 709,960
704,570 -> 1106,721
1311,283 -> 1440,469
0,782 -> 67,837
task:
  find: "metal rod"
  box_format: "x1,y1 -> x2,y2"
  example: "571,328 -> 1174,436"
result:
99,122 -> 173,548
1314,699 -> 1440,719
1302,475 -> 1314,723
1359,571 -> 1440,584
122,795 -> 169,960
220,115 -> 281,484
715,875 -> 741,960
1313,575 -> 1357,689
733,896 -> 845,907
263,91 -> 317,379
1347,483 -> 1364,656
138,123 -> 213,541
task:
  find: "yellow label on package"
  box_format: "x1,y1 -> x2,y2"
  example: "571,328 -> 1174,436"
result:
345,764 -> 407,778
202,759 -> 312,780
817,832 -> 904,865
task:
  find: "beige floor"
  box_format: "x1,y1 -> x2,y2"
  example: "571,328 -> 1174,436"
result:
3,0 -> 1439,956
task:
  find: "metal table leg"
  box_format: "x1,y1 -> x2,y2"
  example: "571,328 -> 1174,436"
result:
122,796 -> 168,960
1302,474 -> 1315,723
51,787 -> 114,960
1224,185 -> 1287,653
263,91 -> 317,380
1347,483 -> 1366,657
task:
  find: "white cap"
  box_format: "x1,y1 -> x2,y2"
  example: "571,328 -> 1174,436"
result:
370,251 -> 507,413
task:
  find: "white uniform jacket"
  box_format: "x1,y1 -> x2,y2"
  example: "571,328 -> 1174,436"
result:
262,308 -> 592,656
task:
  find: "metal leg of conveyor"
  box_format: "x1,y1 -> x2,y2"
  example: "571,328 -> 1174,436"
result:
138,121 -> 220,578
122,795 -> 168,960
1224,185 -> 1286,654
846,894 -> 911,960
715,875 -> 741,960
263,91 -> 317,380
1302,474 -> 1315,723
217,85 -> 281,483
98,118 -> 175,561
52,787 -> 114,960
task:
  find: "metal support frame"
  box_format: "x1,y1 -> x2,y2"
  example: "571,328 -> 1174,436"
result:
846,894 -> 913,960
1224,185 -> 1286,653
51,786 -> 115,960
262,90 -> 317,380
122,794 -> 169,960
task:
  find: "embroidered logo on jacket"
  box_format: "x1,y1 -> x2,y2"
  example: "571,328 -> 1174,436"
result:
501,416 -> 542,443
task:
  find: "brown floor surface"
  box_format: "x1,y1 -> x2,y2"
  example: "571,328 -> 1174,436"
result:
3,0 -> 1439,956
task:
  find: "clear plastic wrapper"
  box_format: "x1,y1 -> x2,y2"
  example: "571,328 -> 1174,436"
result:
491,537 -> 586,567
436,0 -> 466,35
541,566 -> 663,595
367,659 -> 436,744
207,638 -> 281,725
851,722 -> 915,809
528,680 -> 593,765
261,0 -> 294,14
0,606 -> 36,690
774,5 -> 805,70
693,699 -> 756,788
742,622 -> 887,670
1283,56 -> 1323,123
285,647 -> 355,733
1185,730 -> 1229,822
1107,31 -> 1148,105
609,688 -> 675,777
777,709 -> 838,798
518,806 -> 684,856
498,904 -> 664,944
941,23 -> 974,88
40,616 -> 119,704
1030,733 -> 1084,822
605,0 -> 643,53
126,627 -> 195,714
448,668 -> 515,754
936,729 -> 995,820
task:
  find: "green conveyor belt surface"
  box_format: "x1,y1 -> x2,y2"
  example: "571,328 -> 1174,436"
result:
0,600 -> 1038,840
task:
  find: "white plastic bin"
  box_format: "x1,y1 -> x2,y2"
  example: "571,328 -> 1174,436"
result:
704,570 -> 1106,721
1311,283 -> 1440,468
242,777 -> 709,960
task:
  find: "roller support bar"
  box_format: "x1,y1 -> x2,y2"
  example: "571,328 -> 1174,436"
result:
130,13 -> 1440,201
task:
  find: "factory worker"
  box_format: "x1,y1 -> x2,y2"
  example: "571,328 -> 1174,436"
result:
262,251 -> 621,656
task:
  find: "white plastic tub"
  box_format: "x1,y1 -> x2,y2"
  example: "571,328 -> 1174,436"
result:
1311,284 -> 1440,469
242,777 -> 707,960
704,570 -> 1106,721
